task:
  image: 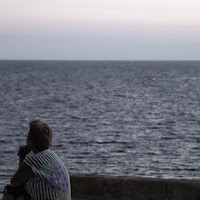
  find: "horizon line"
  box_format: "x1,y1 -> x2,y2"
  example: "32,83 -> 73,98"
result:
0,59 -> 200,62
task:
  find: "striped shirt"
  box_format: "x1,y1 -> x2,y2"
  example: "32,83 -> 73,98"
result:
24,149 -> 71,200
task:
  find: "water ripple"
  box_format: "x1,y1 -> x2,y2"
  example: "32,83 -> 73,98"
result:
1,61 -> 200,192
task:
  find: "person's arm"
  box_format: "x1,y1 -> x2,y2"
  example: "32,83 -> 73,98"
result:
17,145 -> 31,167
11,145 -> 33,188
11,161 -> 34,188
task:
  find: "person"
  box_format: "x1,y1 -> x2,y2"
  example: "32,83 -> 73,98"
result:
7,120 -> 71,200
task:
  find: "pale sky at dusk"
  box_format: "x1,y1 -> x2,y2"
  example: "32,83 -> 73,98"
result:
0,0 -> 200,60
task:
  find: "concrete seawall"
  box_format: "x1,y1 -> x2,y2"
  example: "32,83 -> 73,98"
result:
70,174 -> 200,200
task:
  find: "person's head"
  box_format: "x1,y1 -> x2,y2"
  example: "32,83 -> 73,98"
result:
27,120 -> 52,152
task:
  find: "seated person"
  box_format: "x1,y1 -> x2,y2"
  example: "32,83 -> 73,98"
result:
10,120 -> 71,200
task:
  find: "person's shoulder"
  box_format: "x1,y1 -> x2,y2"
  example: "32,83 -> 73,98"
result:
50,150 -> 60,159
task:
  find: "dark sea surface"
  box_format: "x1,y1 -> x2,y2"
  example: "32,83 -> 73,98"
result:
0,60 -> 200,192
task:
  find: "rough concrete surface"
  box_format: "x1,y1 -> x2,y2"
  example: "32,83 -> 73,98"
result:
71,174 -> 200,200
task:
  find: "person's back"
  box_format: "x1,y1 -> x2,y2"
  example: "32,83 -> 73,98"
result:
24,149 -> 71,200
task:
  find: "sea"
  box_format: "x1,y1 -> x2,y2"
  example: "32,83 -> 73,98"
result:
0,60 -> 200,193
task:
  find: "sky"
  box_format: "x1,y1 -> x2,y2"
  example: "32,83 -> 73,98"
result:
0,0 -> 200,60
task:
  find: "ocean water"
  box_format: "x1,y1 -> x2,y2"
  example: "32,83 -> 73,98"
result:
0,60 -> 200,193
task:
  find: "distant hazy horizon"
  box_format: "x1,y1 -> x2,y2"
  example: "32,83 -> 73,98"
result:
1,0 -> 200,60
1,59 -> 200,61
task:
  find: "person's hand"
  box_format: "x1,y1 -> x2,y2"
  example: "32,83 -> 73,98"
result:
17,145 -> 31,157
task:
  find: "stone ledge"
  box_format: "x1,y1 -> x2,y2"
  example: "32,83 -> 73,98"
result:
70,173 -> 200,200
